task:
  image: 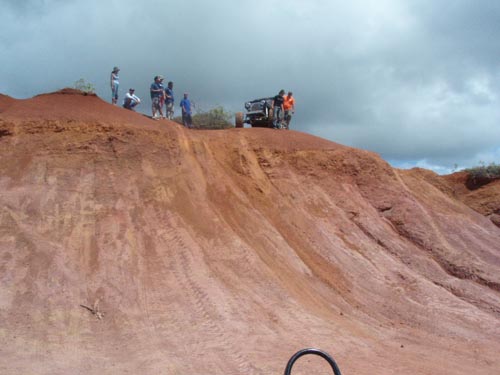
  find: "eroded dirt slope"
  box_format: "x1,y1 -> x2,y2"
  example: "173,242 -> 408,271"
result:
444,171 -> 500,227
0,91 -> 499,375
407,168 -> 500,227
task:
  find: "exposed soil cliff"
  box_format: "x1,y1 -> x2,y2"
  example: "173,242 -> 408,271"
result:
0,91 -> 499,374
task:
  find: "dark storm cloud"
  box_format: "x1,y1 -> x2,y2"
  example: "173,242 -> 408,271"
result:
1,0 -> 499,172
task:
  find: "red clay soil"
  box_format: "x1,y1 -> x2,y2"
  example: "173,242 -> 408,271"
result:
0,94 -> 16,113
410,168 -> 500,228
0,91 -> 499,375
443,172 -> 500,220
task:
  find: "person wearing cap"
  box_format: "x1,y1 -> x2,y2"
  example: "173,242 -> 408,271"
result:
110,66 -> 120,105
164,81 -> 175,120
123,88 -> 141,111
283,91 -> 295,130
150,75 -> 165,119
180,93 -> 193,128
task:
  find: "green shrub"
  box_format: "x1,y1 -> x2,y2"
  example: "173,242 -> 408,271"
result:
465,162 -> 500,182
192,106 -> 234,129
73,78 -> 96,94
465,163 -> 500,179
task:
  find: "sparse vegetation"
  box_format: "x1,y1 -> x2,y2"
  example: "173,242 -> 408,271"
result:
465,162 -> 500,180
465,162 -> 500,188
73,78 -> 96,94
174,106 -> 233,129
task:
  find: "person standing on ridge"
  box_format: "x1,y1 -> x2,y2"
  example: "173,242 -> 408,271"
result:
158,76 -> 166,118
164,81 -> 175,120
110,66 -> 120,105
283,91 -> 295,130
150,76 -> 164,119
271,89 -> 285,129
122,88 -> 141,110
180,93 -> 193,128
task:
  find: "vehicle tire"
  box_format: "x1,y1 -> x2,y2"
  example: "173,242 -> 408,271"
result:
235,112 -> 244,128
267,108 -> 274,128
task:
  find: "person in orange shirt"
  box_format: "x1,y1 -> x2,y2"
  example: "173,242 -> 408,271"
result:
283,91 -> 295,129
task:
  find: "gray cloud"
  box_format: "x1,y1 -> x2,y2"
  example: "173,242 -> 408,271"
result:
1,0 -> 499,173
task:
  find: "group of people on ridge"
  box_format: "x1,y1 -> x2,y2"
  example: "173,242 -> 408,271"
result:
111,67 -> 296,130
272,90 -> 295,129
110,67 -> 193,128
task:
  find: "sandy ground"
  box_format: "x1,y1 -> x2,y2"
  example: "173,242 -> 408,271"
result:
0,90 -> 499,374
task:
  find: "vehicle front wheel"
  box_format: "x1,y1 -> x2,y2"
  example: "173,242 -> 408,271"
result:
235,112 -> 244,128
267,108 -> 274,128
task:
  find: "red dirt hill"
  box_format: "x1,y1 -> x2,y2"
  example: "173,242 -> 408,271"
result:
443,171 -> 500,227
0,93 -> 16,113
0,90 -> 499,375
407,168 -> 500,228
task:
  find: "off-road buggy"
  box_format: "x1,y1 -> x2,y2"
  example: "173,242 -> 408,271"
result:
235,97 -> 277,128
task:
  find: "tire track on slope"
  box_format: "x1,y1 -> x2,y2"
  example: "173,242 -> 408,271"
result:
133,211 -> 182,364
166,227 -> 257,375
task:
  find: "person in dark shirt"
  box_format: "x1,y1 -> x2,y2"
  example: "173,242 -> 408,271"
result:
180,93 -> 193,128
272,89 -> 285,129
164,81 -> 175,120
158,77 -> 165,118
150,75 -> 165,119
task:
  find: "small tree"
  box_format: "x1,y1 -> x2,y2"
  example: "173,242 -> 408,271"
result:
73,78 -> 96,94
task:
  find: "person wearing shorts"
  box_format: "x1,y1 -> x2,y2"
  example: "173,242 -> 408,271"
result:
283,91 -> 295,130
165,81 -> 175,120
110,66 -> 120,105
150,76 -> 164,119
158,77 -> 165,117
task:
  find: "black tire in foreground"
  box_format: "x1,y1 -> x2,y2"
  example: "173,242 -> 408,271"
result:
284,348 -> 343,375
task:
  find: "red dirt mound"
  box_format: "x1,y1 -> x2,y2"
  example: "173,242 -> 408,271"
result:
0,93 -> 16,113
443,171 -> 500,227
1,88 -> 163,128
0,92 -> 499,375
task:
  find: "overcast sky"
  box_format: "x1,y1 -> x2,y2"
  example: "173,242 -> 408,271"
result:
2,0 -> 500,173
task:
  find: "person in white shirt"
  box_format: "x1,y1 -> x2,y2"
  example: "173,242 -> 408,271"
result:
123,88 -> 141,110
